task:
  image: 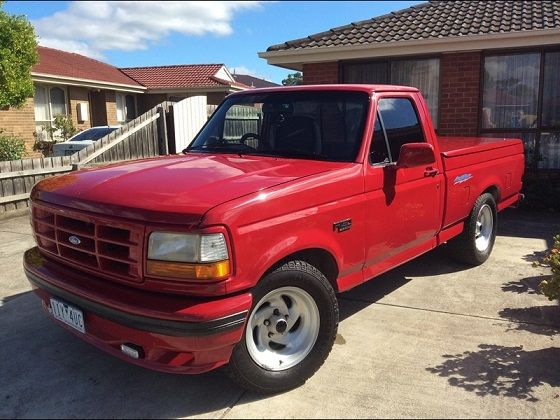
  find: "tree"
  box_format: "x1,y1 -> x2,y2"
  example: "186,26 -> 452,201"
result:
0,2 -> 38,109
282,72 -> 303,86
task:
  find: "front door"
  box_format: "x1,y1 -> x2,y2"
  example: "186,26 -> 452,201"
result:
363,93 -> 442,280
90,91 -> 108,126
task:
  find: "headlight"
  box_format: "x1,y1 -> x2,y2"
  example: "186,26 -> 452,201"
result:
147,232 -> 230,280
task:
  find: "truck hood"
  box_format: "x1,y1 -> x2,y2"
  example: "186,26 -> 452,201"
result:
32,153 -> 341,224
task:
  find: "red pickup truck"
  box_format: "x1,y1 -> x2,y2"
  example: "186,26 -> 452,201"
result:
24,85 -> 524,393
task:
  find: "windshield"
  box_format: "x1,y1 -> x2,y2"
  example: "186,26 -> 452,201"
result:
70,127 -> 118,141
187,91 -> 370,162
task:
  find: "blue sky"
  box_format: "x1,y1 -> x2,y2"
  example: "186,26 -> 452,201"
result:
5,1 -> 422,84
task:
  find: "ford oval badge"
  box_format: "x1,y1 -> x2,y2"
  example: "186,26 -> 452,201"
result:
68,235 -> 81,245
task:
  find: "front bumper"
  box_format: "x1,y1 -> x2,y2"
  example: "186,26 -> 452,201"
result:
24,247 -> 252,374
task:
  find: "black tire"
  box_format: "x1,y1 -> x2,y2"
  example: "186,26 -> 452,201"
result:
448,193 -> 497,266
225,260 -> 338,394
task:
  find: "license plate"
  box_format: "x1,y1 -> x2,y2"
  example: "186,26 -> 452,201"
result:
50,298 -> 85,333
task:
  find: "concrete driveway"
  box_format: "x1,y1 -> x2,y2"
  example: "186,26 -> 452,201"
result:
0,209 -> 559,418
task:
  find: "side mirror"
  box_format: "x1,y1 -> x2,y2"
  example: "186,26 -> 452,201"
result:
395,142 -> 435,168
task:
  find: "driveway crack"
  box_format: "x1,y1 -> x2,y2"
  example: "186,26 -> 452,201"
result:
219,389 -> 246,419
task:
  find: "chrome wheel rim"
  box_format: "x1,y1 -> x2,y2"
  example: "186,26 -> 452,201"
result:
475,204 -> 493,252
245,286 -> 320,371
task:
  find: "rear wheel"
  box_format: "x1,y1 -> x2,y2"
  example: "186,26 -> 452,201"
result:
448,193 -> 497,266
226,260 -> 338,393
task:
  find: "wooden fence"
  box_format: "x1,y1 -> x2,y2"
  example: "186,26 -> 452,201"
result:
206,104 -> 262,141
0,102 -> 174,213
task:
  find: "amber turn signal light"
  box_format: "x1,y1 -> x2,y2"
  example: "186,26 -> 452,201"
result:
146,260 -> 230,280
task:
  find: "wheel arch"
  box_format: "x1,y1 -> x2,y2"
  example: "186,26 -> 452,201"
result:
262,248 -> 340,292
481,185 -> 500,204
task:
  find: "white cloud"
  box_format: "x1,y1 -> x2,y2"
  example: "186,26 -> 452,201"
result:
33,1 -> 262,59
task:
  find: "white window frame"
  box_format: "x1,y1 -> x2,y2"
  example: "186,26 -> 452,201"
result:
115,93 -> 137,123
34,84 -> 69,141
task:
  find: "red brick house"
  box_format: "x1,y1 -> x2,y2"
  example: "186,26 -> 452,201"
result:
0,47 -> 248,156
260,0 -> 560,169
1,46 -> 145,153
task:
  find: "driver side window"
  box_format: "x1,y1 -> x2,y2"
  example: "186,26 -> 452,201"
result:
370,97 -> 425,164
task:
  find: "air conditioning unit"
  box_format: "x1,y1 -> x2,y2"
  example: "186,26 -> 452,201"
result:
77,102 -> 89,122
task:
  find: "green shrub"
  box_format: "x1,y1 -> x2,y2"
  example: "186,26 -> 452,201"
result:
539,234 -> 560,302
44,114 -> 78,141
0,129 -> 26,161
34,114 -> 79,157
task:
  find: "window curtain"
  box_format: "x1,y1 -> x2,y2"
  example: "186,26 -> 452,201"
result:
482,54 -> 540,129
342,62 -> 388,84
33,86 -> 49,122
50,87 -> 66,117
390,59 -> 440,126
116,94 -> 125,122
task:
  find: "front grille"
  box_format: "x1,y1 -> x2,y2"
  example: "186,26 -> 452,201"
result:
32,202 -> 144,283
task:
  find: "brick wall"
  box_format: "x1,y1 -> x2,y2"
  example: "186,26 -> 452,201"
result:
438,51 -> 481,136
0,98 -> 41,157
105,91 -> 118,126
68,87 -> 92,132
302,62 -> 339,85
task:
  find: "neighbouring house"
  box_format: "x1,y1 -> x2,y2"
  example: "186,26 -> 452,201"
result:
260,0 -> 560,169
232,73 -> 280,89
121,64 -> 248,110
0,46 -> 145,155
0,47 -> 250,157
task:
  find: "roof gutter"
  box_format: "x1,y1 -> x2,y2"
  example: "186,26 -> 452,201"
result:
32,73 -> 147,93
259,28 -> 560,70
146,86 -> 246,95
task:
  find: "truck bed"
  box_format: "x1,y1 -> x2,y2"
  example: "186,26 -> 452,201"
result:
438,136 -> 522,156
437,136 -> 525,228
438,136 -> 524,171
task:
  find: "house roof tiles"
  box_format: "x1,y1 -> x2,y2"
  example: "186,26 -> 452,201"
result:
33,46 -> 143,87
120,64 -> 243,89
267,1 -> 560,52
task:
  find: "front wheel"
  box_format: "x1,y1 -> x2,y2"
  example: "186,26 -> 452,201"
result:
226,260 -> 338,393
448,192 -> 497,266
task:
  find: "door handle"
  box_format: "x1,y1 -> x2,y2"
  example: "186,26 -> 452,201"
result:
424,168 -> 438,177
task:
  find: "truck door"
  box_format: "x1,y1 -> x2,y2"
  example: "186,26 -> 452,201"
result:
363,94 -> 442,280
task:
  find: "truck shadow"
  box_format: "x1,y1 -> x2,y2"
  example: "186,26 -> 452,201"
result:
426,344 -> 560,402
337,246 -> 468,322
0,291 -> 247,418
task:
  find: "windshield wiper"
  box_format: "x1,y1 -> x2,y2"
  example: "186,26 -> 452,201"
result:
186,143 -> 257,154
273,150 -> 330,161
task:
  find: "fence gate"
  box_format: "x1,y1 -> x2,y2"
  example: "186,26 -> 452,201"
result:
173,96 -> 207,152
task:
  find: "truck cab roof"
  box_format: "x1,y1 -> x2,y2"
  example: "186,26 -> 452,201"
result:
227,84 -> 420,98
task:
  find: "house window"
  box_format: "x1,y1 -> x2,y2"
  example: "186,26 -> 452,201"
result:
481,50 -> 560,169
482,54 -> 540,129
342,62 -> 388,84
341,58 -> 440,126
34,85 -> 68,141
116,93 -> 136,123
